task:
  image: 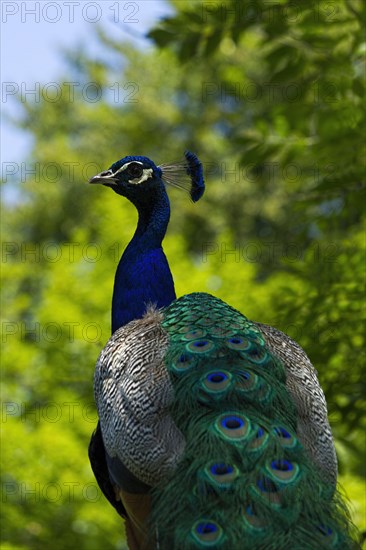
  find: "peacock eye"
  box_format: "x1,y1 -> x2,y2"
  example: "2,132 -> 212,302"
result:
127,162 -> 143,179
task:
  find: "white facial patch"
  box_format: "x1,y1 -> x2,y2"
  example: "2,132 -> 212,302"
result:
128,168 -> 153,185
113,161 -> 140,175
112,161 -> 153,185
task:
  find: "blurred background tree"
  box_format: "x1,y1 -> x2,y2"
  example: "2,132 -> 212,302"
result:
1,1 -> 365,548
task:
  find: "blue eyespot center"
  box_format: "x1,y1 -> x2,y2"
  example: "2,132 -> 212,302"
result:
194,340 -> 208,347
229,337 -> 242,344
210,463 -> 234,476
245,505 -> 256,516
196,522 -> 218,535
271,459 -> 293,472
274,427 -> 291,439
207,372 -> 227,383
318,525 -> 333,536
221,416 -> 244,430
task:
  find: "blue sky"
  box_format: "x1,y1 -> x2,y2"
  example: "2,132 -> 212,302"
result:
1,1 -> 172,167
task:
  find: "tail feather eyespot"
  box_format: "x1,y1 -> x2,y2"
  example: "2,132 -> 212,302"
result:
247,425 -> 269,452
253,476 -> 282,507
266,459 -> 300,484
204,462 -> 240,488
273,426 -> 297,448
214,413 -> 251,442
181,328 -> 207,340
227,336 -> 251,350
186,339 -> 214,354
242,504 -> 267,530
191,520 -> 224,546
316,525 -> 339,546
202,370 -> 232,392
235,370 -> 259,392
171,352 -> 195,373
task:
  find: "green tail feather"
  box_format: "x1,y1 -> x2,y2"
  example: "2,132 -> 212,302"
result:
150,293 -> 356,549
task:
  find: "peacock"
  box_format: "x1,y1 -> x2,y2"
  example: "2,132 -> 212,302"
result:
88,152 -> 355,549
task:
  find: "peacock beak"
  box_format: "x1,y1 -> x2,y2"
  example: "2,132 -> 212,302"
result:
89,170 -> 118,185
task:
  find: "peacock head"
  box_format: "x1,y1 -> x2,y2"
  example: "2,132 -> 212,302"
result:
89,151 -> 205,204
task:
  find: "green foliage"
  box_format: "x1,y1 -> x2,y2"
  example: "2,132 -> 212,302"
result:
2,0 -> 365,547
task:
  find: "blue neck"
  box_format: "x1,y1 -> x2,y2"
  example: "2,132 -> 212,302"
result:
111,190 -> 176,332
